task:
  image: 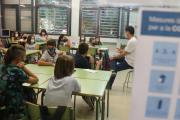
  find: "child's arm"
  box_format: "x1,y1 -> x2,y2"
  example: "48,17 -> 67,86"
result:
65,38 -> 71,46
86,54 -> 94,65
60,51 -> 66,55
11,37 -> 15,42
0,48 -> 6,54
35,44 -> 38,50
46,36 -> 49,41
16,62 -> 39,84
25,44 -> 27,49
38,58 -> 55,67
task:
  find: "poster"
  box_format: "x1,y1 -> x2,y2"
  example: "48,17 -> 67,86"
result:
129,8 -> 180,120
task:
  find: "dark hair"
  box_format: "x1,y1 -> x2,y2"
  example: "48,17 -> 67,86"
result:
58,35 -> 65,45
89,38 -> 95,43
125,26 -> 134,35
4,44 -> 26,64
47,39 -> 56,47
27,35 -> 35,44
78,43 -> 89,55
95,36 -> 100,44
40,29 -> 48,36
12,31 -> 19,38
20,33 -> 27,39
54,55 -> 75,79
79,34 -> 86,43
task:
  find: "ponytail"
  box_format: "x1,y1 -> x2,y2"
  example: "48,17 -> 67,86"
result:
4,44 -> 26,64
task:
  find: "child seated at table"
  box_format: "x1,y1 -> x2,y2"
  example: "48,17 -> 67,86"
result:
44,55 -> 81,107
38,39 -> 66,67
11,31 -> 20,42
79,34 -> 86,44
95,36 -> 102,45
25,35 -> 38,63
74,43 -> 101,109
37,29 -> 49,42
58,35 -> 71,46
0,44 -> 39,120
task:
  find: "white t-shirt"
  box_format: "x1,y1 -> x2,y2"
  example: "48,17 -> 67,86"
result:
125,37 -> 137,67
45,75 -> 81,107
27,44 -> 36,50
38,35 -> 47,40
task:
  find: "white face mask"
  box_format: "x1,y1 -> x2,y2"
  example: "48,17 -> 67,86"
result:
42,33 -> 45,35
15,34 -> 18,37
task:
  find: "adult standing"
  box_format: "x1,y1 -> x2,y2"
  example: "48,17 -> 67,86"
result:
109,26 -> 137,89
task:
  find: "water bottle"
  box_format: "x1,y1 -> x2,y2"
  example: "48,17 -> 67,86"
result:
99,43 -> 101,48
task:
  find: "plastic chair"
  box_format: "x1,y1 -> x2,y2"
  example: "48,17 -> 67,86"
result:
120,43 -> 126,50
58,45 -> 70,53
123,69 -> 133,91
24,102 -> 74,120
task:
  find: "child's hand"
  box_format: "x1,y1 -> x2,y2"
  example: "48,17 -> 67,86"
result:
52,63 -> 55,67
16,62 -> 25,68
116,48 -> 123,53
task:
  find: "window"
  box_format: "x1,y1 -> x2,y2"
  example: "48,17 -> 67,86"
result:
21,8 -> 33,32
38,0 -> 71,6
3,8 -> 17,31
37,7 -> 68,34
36,0 -> 71,35
120,8 -> 129,39
3,0 -> 32,5
99,8 -> 119,37
80,0 -> 120,38
129,9 -> 138,37
80,7 -> 98,35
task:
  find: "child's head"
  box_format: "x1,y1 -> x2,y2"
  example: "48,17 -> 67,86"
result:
21,33 -> 27,39
79,34 -> 86,43
27,35 -> 35,44
59,35 -> 67,42
47,40 -> 57,55
89,38 -> 95,45
78,43 -> 89,55
40,29 -> 48,36
12,31 -> 19,38
54,55 -> 75,79
4,44 -> 26,64
95,36 -> 100,42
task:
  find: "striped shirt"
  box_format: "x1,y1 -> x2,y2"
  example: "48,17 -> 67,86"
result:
41,49 -> 61,64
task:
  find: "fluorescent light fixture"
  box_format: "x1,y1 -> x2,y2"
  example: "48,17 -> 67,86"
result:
20,5 -> 25,7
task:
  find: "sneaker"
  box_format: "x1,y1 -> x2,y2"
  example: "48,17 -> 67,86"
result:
86,97 -> 95,110
111,71 -> 116,78
82,96 -> 89,105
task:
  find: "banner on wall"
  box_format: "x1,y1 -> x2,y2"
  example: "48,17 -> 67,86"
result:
129,8 -> 180,120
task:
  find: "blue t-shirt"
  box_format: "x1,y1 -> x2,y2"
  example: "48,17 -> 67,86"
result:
75,53 -> 90,69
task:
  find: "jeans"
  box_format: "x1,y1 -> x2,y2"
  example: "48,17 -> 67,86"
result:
110,57 -> 133,88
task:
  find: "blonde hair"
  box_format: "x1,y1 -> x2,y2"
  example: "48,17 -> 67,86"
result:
54,55 -> 75,79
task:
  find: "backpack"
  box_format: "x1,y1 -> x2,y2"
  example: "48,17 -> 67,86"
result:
39,106 -> 67,120
103,53 -> 111,71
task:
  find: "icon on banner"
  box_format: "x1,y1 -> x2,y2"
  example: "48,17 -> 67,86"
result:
158,100 -> 162,109
158,75 -> 166,83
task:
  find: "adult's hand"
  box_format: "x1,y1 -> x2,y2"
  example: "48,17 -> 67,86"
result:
110,56 -> 114,61
116,48 -> 123,53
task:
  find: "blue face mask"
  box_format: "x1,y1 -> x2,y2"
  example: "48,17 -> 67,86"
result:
63,38 -> 67,42
48,48 -> 56,55
81,38 -> 85,40
31,40 -> 35,43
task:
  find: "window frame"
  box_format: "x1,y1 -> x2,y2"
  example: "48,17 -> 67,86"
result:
1,0 -> 34,34
35,1 -> 72,36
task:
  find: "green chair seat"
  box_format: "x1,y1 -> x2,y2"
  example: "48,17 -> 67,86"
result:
58,45 -> 70,53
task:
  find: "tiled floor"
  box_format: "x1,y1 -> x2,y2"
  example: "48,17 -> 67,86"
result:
37,69 -> 133,120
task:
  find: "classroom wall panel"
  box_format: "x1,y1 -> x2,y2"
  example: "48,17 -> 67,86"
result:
3,0 -> 31,4
21,8 -> 32,31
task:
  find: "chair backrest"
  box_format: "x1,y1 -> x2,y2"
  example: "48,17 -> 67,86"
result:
58,45 -> 70,53
88,48 -> 96,55
101,41 -> 103,45
24,102 -> 73,120
120,43 -> 126,50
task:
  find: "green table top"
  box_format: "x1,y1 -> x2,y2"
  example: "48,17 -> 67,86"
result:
39,78 -> 108,97
71,45 -> 109,51
73,69 -> 111,81
36,42 -> 47,45
25,64 -> 111,81
23,74 -> 52,88
25,64 -> 54,75
4,49 -> 40,55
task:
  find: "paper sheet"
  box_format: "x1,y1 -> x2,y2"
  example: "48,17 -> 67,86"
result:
22,83 -> 31,86
84,69 -> 97,73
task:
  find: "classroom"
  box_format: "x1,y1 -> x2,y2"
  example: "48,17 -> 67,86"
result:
0,0 -> 180,120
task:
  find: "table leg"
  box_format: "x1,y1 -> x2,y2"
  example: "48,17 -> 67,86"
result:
101,90 -> 106,120
107,82 -> 110,117
41,90 -> 46,105
92,97 -> 99,120
74,95 -> 76,120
